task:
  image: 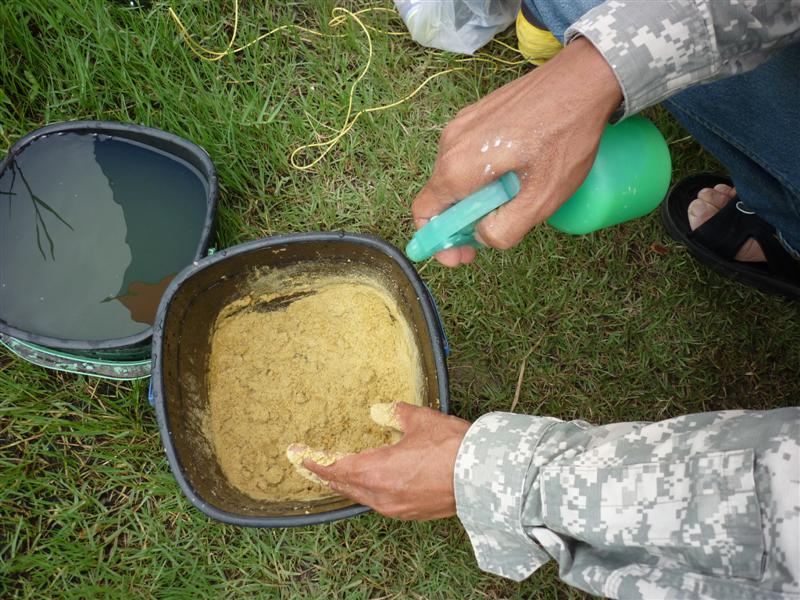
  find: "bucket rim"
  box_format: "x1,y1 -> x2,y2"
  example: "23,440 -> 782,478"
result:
0,119 -> 218,351
150,231 -> 450,527
0,332 -> 152,381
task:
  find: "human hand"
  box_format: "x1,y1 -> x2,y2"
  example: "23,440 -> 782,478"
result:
300,402 -> 471,520
413,37 -> 623,267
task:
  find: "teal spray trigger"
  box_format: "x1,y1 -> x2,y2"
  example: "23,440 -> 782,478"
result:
405,172 -> 520,262
405,115 -> 672,262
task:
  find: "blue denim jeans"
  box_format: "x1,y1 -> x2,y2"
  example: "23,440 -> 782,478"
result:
523,0 -> 800,254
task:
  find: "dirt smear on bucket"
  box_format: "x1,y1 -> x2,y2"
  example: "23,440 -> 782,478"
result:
205,269 -> 422,502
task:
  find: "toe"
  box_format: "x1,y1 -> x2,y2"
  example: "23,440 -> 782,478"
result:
688,197 -> 717,231
696,187 -> 733,211
713,183 -> 735,197
735,238 -> 766,263
687,186 -> 766,262
688,187 -> 734,231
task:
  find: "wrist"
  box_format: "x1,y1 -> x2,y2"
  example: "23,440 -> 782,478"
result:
549,36 -> 624,123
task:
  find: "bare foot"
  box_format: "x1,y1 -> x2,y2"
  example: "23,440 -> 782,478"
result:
687,184 -> 766,262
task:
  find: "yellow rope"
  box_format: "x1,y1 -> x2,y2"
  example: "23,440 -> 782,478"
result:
167,4 -> 405,60
460,53 -> 527,66
168,2 -> 522,170
290,66 -> 466,170
490,37 -> 523,55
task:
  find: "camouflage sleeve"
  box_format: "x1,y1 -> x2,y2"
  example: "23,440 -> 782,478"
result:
454,408 -> 800,599
563,0 -> 800,119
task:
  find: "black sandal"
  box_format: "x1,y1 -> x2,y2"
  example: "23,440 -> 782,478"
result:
661,173 -> 800,300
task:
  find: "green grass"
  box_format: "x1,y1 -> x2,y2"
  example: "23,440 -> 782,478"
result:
1,1 -> 799,598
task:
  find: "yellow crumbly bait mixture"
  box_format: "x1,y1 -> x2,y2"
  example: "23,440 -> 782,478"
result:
206,275 -> 422,501
285,402 -> 405,486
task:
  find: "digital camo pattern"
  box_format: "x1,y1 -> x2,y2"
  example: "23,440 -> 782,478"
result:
563,0 -> 800,118
454,408 -> 800,599
454,413 -> 558,579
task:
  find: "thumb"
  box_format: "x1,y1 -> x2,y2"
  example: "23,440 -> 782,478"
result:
372,402 -> 445,435
370,402 -> 404,432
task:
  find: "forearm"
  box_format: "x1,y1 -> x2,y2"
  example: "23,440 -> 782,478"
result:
565,0 -> 800,119
454,407 -> 800,599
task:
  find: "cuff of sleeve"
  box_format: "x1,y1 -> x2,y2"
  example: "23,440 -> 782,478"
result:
454,412 -> 557,581
564,1 -> 712,120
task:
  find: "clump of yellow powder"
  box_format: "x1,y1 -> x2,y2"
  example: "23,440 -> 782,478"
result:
206,274 -> 422,501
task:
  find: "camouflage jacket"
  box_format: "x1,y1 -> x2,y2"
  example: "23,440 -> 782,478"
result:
454,408 -> 799,599
564,1 -> 800,118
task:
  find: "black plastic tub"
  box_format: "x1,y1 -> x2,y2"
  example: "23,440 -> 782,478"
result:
151,232 -> 449,527
0,120 -> 217,367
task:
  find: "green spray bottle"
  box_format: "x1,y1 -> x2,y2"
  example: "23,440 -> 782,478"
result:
405,115 -> 672,262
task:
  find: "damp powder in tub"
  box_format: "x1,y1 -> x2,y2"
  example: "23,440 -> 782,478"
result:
206,273 -> 423,502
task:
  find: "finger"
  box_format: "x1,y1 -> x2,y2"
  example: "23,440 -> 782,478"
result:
326,479 -> 390,515
294,460 -> 370,505
302,446 -> 381,485
287,443 -> 345,485
308,452 -> 398,514
433,246 -> 464,268
433,245 -> 477,267
460,245 -> 478,264
302,452 -> 385,510
473,185 -> 557,250
302,455 -> 338,484
413,151 -> 519,263
411,149 -> 497,224
326,479 -> 365,503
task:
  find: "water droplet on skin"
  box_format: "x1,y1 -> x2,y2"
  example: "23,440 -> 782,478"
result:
480,142 -> 489,153
494,138 -> 501,147
484,164 -> 491,174
507,141 -> 513,148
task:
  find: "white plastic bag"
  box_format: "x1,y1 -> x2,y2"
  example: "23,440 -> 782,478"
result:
394,0 -> 521,55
